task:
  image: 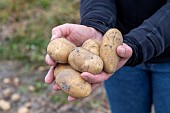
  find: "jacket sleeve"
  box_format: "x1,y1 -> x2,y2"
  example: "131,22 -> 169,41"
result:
124,1 -> 170,66
80,0 -> 116,34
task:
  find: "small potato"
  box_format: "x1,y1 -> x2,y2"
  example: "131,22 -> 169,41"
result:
55,69 -> 92,98
68,47 -> 103,74
100,28 -> 123,74
82,39 -> 101,55
54,64 -> 72,77
47,38 -> 76,63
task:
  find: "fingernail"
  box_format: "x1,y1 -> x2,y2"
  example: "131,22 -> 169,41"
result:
51,34 -> 56,41
45,76 -> 50,83
53,84 -> 60,91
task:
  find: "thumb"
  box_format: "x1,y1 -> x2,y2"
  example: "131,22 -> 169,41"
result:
117,43 -> 132,59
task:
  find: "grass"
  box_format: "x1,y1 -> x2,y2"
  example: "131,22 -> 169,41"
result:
50,93 -> 68,104
0,0 -> 80,66
0,0 -> 80,104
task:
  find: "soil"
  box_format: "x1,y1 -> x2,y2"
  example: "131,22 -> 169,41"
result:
0,60 -> 110,113
0,60 -> 156,113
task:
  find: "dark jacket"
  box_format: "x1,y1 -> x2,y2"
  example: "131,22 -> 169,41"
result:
80,0 -> 170,66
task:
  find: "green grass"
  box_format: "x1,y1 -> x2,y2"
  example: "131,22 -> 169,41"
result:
34,81 -> 48,93
0,0 -> 80,105
50,93 -> 68,104
0,0 -> 80,65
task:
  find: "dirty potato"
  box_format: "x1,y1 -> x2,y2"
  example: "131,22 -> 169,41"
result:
55,69 -> 92,98
47,38 -> 76,63
100,28 -> 123,74
54,64 -> 72,77
82,39 -> 101,55
68,47 -> 103,74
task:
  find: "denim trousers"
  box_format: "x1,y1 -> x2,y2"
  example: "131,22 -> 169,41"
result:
104,62 -> 170,113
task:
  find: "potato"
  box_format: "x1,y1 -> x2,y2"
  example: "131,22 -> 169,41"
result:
82,39 -> 100,55
47,38 -> 76,63
55,69 -> 92,98
100,28 -> 123,74
54,64 -> 72,77
68,47 -> 103,74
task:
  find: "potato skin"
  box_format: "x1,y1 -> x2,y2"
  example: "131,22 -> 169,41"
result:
55,69 -> 92,98
68,47 -> 103,74
100,28 -> 123,74
47,38 -> 76,63
82,39 -> 100,55
54,64 -> 72,77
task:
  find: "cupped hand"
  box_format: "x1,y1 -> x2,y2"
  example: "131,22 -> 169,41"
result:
45,23 -> 103,84
45,23 -> 104,101
66,43 -> 133,101
44,23 -> 133,101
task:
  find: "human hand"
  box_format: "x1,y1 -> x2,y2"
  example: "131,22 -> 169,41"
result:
51,23 -> 103,46
45,23 -> 103,100
65,43 -> 132,101
45,44 -> 132,101
45,23 -> 103,68
45,23 -> 132,101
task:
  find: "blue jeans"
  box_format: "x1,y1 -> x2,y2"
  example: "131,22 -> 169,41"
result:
104,63 -> 170,113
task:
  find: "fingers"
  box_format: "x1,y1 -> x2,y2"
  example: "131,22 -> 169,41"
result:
68,96 -> 77,102
45,54 -> 55,66
117,43 -> 132,59
51,23 -> 74,41
81,71 -> 110,84
53,83 -> 60,91
45,66 -> 55,84
116,43 -> 133,70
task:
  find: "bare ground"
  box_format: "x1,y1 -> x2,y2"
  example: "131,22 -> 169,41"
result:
0,60 -> 110,113
0,60 -> 156,113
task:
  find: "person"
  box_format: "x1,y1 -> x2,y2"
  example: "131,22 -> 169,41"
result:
45,0 -> 170,113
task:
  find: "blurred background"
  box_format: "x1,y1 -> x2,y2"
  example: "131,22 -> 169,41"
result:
0,0 -> 110,113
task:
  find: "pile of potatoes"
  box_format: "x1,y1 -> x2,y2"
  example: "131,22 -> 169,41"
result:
47,28 -> 123,98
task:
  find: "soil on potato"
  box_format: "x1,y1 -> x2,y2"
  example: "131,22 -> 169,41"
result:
0,60 -> 110,113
